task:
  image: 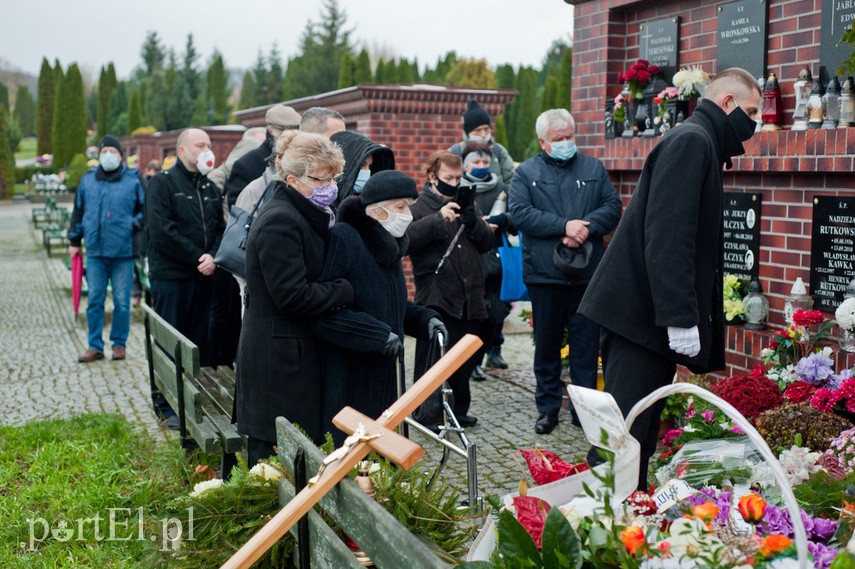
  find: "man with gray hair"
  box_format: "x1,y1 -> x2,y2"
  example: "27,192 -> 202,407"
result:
508,108 -> 621,436
299,107 -> 346,137
579,68 -> 761,489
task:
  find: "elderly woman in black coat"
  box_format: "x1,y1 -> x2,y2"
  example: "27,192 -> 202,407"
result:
236,131 -> 354,465
313,170 -> 447,444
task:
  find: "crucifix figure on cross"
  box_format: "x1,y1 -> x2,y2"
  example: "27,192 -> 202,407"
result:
220,333 -> 483,569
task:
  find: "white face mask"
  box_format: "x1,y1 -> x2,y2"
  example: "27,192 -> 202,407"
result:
99,151 -> 121,172
377,208 -> 413,238
194,149 -> 216,176
469,134 -> 493,145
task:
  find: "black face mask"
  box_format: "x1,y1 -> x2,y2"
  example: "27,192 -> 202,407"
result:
728,105 -> 757,142
434,178 -> 458,197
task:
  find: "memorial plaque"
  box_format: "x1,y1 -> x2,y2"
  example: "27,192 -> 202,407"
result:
639,17 -> 680,73
723,192 -> 762,281
820,0 -> 855,83
716,0 -> 768,80
811,195 -> 855,311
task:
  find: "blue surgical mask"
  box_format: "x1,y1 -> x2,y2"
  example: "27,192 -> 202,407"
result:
548,140 -> 576,161
470,167 -> 491,180
99,151 -> 121,172
353,168 -> 371,194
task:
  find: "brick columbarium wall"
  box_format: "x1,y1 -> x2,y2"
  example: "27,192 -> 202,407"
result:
568,0 -> 855,378
121,125 -> 245,172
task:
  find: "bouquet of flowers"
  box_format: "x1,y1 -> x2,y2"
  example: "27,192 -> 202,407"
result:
654,86 -> 680,117
672,64 -> 711,99
763,309 -> 835,366
836,297 -> 855,340
614,92 -> 627,123
724,274 -> 748,323
618,59 -> 662,100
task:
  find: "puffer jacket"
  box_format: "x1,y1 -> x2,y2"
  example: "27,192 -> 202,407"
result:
67,165 -> 144,258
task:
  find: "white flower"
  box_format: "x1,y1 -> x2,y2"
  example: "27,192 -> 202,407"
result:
559,504 -> 582,530
836,298 -> 855,332
672,65 -> 710,98
766,558 -> 802,569
778,445 -> 820,486
249,463 -> 282,482
357,460 -> 382,474
761,348 -> 775,358
190,478 -> 224,497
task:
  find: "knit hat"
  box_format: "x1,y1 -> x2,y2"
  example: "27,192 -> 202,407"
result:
359,170 -> 418,206
265,104 -> 302,130
99,134 -> 123,156
553,241 -> 593,278
462,99 -> 491,135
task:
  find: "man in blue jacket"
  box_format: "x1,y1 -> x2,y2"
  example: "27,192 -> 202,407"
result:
68,135 -> 145,363
509,109 -> 622,435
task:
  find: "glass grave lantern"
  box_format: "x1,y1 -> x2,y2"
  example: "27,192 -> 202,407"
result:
743,278 -> 769,330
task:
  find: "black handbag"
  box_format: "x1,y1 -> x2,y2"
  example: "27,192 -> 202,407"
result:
213,182 -> 273,279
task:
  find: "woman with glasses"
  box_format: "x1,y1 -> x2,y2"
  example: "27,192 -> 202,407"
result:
311,170 -> 447,445
235,131 -> 354,465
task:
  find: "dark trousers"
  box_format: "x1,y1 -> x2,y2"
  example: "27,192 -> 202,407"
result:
528,284 -> 600,416
207,267 -> 242,368
247,436 -> 276,467
586,329 -> 676,490
150,278 -> 214,416
413,307 -> 485,420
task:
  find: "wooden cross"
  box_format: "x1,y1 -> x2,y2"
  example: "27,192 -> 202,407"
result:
220,333 -> 483,569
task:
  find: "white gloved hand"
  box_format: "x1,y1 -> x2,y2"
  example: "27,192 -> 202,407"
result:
667,326 -> 701,357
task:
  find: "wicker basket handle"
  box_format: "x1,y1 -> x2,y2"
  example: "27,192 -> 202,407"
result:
625,382 -> 809,569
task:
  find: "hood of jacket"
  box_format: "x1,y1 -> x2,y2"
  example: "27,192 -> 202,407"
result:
330,131 -> 395,203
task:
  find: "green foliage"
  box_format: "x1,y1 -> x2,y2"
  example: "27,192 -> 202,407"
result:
65,153 -> 90,190
143,71 -> 167,130
422,51 -> 459,84
398,58 -> 416,83
374,59 -> 387,83
14,164 -> 55,184
446,58 -> 496,89
0,83 -> 8,114
51,63 -> 87,168
338,50 -> 354,88
494,114 -> 509,149
181,33 -> 202,103
107,81 -> 128,135
558,47 -> 573,110
36,57 -> 56,155
140,30 -> 166,76
541,75 -> 559,113
251,50 -> 268,105
190,96 -> 207,127
0,414 -> 191,568
283,0 -> 353,100
495,64 -> 516,90
793,469 -> 855,519
6,115 -> 21,152
127,88 -> 143,133
0,109 -> 14,199
238,71 -> 255,110
353,49 -> 373,84
512,66 -> 538,161
96,63 -> 117,138
660,392 -> 689,424
205,52 -> 230,124
165,76 -> 193,131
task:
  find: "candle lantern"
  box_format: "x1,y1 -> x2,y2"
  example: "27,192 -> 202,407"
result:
783,277 -> 814,324
743,279 -> 770,330
792,66 -> 813,131
806,79 -> 826,129
760,73 -> 783,131
822,75 -> 841,129
841,77 -> 855,127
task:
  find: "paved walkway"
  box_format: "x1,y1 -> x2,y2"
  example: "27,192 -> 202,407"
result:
0,200 -> 590,502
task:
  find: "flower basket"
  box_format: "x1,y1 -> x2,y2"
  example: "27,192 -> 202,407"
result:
466,382 -> 812,567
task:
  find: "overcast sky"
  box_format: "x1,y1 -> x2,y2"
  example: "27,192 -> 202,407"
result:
2,0 -> 574,82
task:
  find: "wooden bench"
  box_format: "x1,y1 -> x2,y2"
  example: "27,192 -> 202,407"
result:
40,199 -> 72,256
31,196 -> 57,227
141,302 -> 244,478
275,417 -> 452,569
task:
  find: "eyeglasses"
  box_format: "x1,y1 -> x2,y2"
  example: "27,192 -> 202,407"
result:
306,173 -> 343,185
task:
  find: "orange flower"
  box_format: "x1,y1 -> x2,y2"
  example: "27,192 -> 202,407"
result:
737,493 -> 767,524
620,526 -> 646,555
759,534 -> 792,557
692,501 -> 720,522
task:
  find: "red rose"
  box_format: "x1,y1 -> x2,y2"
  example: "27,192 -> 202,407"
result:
748,364 -> 766,379
783,381 -> 816,404
637,59 -> 650,67
624,68 -> 638,81
653,97 -> 661,105
618,72 -> 625,83
649,65 -> 662,75
793,309 -> 824,326
637,69 -> 650,83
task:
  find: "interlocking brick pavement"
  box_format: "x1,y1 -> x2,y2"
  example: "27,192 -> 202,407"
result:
0,199 -> 592,503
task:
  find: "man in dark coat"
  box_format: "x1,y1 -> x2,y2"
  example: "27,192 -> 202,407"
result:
406,151 -> 494,429
579,68 -> 762,489
329,130 -> 395,206
146,128 -> 225,421
313,171 -> 445,444
509,108 -> 622,436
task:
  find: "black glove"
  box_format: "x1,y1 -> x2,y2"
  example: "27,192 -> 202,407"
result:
460,206 -> 477,229
487,213 -> 510,231
427,317 -> 448,346
382,332 -> 403,358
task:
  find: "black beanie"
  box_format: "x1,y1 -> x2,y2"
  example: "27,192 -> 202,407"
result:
359,170 -> 418,206
99,135 -> 123,156
462,99 -> 491,135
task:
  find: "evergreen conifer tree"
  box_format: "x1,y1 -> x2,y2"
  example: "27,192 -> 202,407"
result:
265,44 -> 285,104
494,114 -> 509,149
13,85 -> 36,137
337,51 -> 354,88
107,82 -> 128,134
397,58 -> 415,83
353,49 -> 372,84
144,71 -> 167,130
541,76 -> 559,112
190,96 -> 208,127
495,64 -> 517,152
0,84 -> 9,114
512,67 -> 537,160
251,51 -> 269,105
558,47 -> 573,109
127,88 -> 143,132
374,59 -> 386,83
384,59 -> 398,84
206,52 -> 229,124
52,63 -> 87,168
238,71 -> 255,110
96,64 -> 117,138
0,109 -> 13,199
140,30 -> 166,76
181,34 -> 202,102
36,58 -> 56,155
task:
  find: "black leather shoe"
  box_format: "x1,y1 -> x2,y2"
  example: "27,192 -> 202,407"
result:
570,410 -> 582,427
535,413 -> 559,434
456,414 -> 478,428
485,352 -> 508,369
470,365 -> 487,381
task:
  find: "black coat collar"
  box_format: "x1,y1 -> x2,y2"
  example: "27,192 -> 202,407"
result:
686,99 -> 746,169
279,182 -> 332,237
337,196 -> 407,266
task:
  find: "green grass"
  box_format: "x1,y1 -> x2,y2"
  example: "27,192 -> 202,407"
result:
14,137 -> 37,162
14,183 -> 28,196
0,414 -> 195,568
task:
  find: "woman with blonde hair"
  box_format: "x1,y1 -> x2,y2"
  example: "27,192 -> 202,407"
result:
235,131 -> 354,465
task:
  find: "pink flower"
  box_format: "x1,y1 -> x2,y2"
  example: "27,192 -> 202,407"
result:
662,428 -> 683,446
701,409 -> 716,423
811,388 -> 839,413
731,423 -> 745,434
